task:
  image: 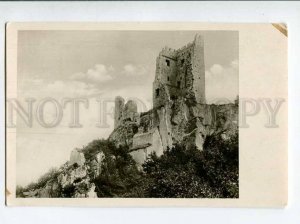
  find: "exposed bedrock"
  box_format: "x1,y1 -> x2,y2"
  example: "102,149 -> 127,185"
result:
109,34 -> 238,166
109,95 -> 238,166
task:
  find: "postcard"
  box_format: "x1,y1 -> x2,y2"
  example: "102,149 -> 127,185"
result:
5,23 -> 287,207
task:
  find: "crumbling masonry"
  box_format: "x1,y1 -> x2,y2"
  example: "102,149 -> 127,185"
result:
109,34 -> 238,167
21,35 -> 239,198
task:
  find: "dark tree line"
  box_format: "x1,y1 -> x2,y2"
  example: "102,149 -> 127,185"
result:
17,133 -> 238,198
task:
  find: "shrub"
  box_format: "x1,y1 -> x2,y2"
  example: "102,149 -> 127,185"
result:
17,133 -> 238,198
138,133 -> 239,198
86,140 -> 141,197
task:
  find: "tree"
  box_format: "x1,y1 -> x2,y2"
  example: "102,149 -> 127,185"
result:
138,133 -> 238,198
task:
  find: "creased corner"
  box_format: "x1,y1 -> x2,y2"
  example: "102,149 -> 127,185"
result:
272,23 -> 288,37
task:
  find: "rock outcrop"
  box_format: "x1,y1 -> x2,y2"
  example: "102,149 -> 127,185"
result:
109,34 -> 238,166
21,34 -> 238,197
129,127 -> 164,168
22,152 -> 103,198
69,148 -> 85,166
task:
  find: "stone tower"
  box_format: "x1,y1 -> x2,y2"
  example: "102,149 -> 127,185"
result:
153,34 -> 205,108
114,96 -> 139,129
114,96 -> 125,128
109,34 -> 238,167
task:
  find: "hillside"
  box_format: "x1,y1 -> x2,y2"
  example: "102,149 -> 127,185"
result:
17,132 -> 238,198
16,34 -> 239,198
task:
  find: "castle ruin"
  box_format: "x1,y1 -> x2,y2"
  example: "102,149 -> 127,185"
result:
153,34 -> 206,108
109,34 -> 238,167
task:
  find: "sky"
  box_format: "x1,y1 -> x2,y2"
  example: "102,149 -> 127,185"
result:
15,30 -> 238,186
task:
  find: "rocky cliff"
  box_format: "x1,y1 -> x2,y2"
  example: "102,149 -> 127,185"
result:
108,95 -> 238,167
19,94 -> 238,198
21,148 -> 104,198
18,34 -> 239,198
108,34 -> 238,167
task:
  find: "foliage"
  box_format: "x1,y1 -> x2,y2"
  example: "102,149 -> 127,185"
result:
16,185 -> 25,198
83,139 -> 117,161
131,133 -> 239,198
17,133 -> 238,199
17,167 -> 61,197
91,140 -> 141,197
202,133 -> 239,198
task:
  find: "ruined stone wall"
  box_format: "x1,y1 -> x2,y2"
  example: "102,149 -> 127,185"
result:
30,34 -> 238,197
123,100 -> 139,122
110,96 -> 139,147
111,34 -> 238,166
192,35 -> 206,104
153,48 -> 177,108
114,96 -> 139,129
156,47 -> 177,85
153,35 -> 206,108
153,81 -> 171,108
175,44 -> 193,90
114,96 -> 125,128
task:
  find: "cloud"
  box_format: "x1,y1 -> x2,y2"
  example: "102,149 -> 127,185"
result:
19,63 -> 152,101
122,64 -> 147,76
16,78 -> 153,187
209,64 -> 224,75
19,79 -> 101,100
208,59 -> 238,76
71,64 -> 114,83
205,60 -> 239,104
45,80 -> 100,97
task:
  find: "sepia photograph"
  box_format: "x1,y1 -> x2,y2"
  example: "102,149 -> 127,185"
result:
2,1 -> 300,224
13,30 -> 239,198
5,23 -> 287,207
